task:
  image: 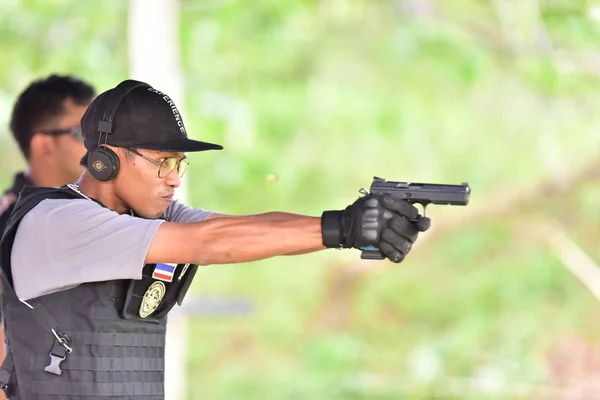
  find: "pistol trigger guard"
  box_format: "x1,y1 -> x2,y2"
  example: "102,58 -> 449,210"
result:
422,204 -> 428,218
359,188 -> 370,196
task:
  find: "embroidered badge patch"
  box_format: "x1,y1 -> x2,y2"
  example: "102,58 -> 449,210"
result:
152,263 -> 177,283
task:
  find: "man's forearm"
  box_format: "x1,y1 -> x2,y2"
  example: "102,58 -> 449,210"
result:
207,211 -> 306,221
196,215 -> 324,264
150,215 -> 325,266
205,212 -> 322,256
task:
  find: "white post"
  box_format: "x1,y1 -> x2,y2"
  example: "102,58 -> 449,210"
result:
127,0 -> 189,207
127,1 -> 188,399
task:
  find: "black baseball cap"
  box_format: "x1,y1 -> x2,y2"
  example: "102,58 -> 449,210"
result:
81,79 -> 223,153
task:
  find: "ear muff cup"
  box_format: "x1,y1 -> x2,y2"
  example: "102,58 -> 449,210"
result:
87,146 -> 120,182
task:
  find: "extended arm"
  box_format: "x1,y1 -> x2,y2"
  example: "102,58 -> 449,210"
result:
146,214 -> 324,265
148,194 -> 431,266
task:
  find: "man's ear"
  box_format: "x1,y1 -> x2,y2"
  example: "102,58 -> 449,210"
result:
29,133 -> 54,159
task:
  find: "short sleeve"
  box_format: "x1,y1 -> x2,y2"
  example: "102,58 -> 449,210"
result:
161,200 -> 214,223
11,198 -> 164,300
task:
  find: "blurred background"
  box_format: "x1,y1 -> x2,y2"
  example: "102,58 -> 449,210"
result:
2,0 -> 600,399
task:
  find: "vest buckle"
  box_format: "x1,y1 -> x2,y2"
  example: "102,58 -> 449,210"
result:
44,330 -> 72,376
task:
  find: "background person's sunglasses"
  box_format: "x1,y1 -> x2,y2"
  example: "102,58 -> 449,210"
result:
39,126 -> 83,141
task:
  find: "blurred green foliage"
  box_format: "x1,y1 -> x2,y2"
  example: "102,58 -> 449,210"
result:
2,0 -> 600,398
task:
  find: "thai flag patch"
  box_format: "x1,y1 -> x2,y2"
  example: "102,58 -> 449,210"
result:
152,263 -> 177,283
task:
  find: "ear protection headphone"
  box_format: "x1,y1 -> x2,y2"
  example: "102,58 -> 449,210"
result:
87,81 -> 149,181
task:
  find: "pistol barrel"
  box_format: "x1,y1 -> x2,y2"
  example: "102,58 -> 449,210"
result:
369,178 -> 471,206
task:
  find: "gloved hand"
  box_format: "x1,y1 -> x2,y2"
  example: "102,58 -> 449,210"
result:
377,195 -> 431,263
321,194 -> 431,262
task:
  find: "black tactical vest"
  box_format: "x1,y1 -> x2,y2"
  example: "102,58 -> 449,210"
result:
0,185 -> 198,399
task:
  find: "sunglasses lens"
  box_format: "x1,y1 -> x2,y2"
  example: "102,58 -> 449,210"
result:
158,157 -> 189,178
159,158 -> 176,178
178,158 -> 189,178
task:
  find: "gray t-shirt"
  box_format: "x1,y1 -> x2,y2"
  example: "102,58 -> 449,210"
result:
11,198 -> 213,300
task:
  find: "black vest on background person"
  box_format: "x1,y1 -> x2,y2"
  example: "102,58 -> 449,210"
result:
0,172 -> 32,237
0,185 -> 198,399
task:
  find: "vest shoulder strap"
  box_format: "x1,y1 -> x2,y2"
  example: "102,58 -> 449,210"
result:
0,185 -> 84,286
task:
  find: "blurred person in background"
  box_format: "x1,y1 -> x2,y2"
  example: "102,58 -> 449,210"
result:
0,74 -> 95,399
0,74 -> 96,231
0,79 -> 430,399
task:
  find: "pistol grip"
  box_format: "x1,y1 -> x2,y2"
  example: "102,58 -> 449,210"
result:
360,245 -> 385,260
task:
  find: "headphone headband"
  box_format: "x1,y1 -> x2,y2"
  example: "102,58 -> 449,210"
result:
97,81 -> 150,136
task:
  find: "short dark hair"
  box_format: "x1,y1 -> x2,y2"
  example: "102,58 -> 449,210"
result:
10,74 -> 96,159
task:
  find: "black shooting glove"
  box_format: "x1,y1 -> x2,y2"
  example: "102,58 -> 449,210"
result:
378,196 -> 431,263
321,194 -> 425,248
321,194 -> 431,263
321,194 -> 387,249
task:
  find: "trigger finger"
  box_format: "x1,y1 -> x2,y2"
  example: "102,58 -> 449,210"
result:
414,216 -> 431,232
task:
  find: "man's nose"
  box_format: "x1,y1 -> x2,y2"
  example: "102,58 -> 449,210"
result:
164,168 -> 181,188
